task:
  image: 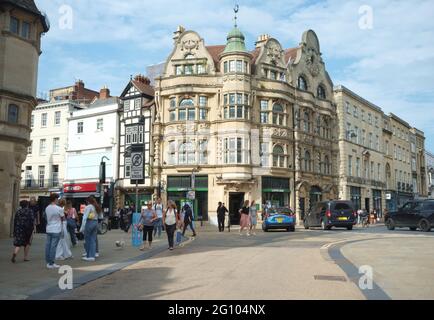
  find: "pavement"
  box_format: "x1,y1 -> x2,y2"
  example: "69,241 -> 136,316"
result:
1,222 -> 433,300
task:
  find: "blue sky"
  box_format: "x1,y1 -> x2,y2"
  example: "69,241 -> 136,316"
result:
35,0 -> 434,151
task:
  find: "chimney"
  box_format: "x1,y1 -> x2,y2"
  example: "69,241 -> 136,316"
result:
173,25 -> 185,43
255,34 -> 271,48
134,74 -> 151,85
99,86 -> 110,99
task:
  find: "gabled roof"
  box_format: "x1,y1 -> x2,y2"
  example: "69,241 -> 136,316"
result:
206,45 -> 225,70
131,80 -> 155,97
284,47 -> 299,64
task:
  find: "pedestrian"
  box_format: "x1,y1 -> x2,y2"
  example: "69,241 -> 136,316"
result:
163,200 -> 180,251
139,202 -> 158,250
153,198 -> 164,238
182,203 -> 197,237
239,200 -> 250,236
11,200 -> 35,263
44,194 -> 64,269
357,208 -> 363,225
80,196 -> 101,262
373,209 -> 378,224
217,202 -> 228,232
29,197 -> 40,233
65,200 -> 79,247
249,200 -> 258,236
55,199 -> 73,261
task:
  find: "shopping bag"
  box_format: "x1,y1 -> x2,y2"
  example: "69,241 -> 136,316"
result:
175,229 -> 182,246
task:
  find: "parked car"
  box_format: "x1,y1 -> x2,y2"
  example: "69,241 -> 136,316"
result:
262,207 -> 296,232
304,201 -> 357,230
386,200 -> 434,232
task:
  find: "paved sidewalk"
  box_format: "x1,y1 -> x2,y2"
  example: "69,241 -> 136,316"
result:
0,229 -> 184,300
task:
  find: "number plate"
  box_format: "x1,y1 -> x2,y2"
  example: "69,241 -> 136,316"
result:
338,217 -> 348,221
277,218 -> 284,223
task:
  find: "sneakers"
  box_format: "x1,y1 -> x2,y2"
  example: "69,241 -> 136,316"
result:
47,263 -> 61,269
95,253 -> 99,258
82,257 -> 95,262
247,233 -> 251,237
82,253 -> 87,257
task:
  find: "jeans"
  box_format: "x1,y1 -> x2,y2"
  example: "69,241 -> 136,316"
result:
182,220 -> 196,236
153,218 -> 163,237
66,218 -> 77,246
165,224 -> 176,248
84,220 -> 98,258
217,215 -> 225,232
45,232 -> 61,265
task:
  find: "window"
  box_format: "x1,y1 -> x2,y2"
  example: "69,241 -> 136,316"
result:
28,141 -> 32,155
224,61 -> 228,73
377,164 -> 381,181
31,115 -> 34,128
135,98 -> 141,110
304,151 -> 311,171
124,100 -> 130,112
236,60 -> 243,73
270,70 -> 277,80
273,145 -> 285,168
317,85 -> 326,99
38,166 -> 45,188
52,138 -> 60,153
7,104 -> 19,123
361,110 -> 365,122
224,93 -> 249,119
376,135 -> 380,151
168,141 -> 176,165
353,106 -> 358,118
369,133 -> 373,149
199,96 -> 207,120
41,113 -> 47,127
298,76 -> 307,91
354,126 -> 359,144
39,139 -> 46,155
52,111 -> 60,126
364,160 -> 369,179
52,165 -> 59,187
224,137 -> 248,164
368,113 -> 372,124
348,155 -> 353,176
199,140 -> 208,164
77,121 -> 83,134
179,98 -> 195,121
356,158 -> 361,177
10,17 -> 19,34
229,60 -> 236,72
175,65 -> 183,75
272,104 -> 285,126
97,118 -> 104,131
184,65 -> 194,75
324,156 -> 330,175
179,142 -> 196,165
21,21 -> 30,39
346,102 -> 351,114
303,112 -> 310,132
197,64 -> 206,74
260,100 -> 269,124
260,142 -> 269,167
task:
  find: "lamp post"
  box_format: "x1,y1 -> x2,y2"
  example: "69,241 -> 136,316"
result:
100,156 -> 110,206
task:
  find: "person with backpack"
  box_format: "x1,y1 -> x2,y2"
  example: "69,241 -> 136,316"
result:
182,203 -> 197,237
153,198 -> 164,238
163,200 -> 180,251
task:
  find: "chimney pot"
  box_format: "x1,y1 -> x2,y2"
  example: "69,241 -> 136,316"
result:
99,87 -> 110,100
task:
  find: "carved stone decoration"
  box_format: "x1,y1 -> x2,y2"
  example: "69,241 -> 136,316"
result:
181,39 -> 200,53
272,128 -> 288,137
266,45 -> 283,65
305,47 -> 320,77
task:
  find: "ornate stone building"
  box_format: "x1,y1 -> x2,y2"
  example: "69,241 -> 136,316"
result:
0,0 -> 49,238
153,23 -> 338,224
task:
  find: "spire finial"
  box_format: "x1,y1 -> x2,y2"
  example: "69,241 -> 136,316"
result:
234,4 -> 239,28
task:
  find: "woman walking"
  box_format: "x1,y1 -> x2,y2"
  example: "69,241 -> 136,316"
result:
80,196 -> 101,262
163,200 -> 180,251
249,200 -> 258,236
139,202 -> 158,250
11,200 -> 35,263
153,198 -> 164,238
239,200 -> 250,236
55,199 -> 73,261
65,200 -> 79,246
45,194 -> 64,269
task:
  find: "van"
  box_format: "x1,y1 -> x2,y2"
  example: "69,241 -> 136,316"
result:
304,201 -> 357,230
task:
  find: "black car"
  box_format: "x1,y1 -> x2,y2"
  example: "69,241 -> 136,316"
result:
386,200 -> 434,232
304,201 -> 357,230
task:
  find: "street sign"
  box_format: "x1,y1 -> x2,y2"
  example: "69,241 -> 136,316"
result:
131,152 -> 144,180
187,190 -> 196,200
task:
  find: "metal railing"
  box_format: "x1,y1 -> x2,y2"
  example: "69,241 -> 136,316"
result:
20,179 -> 62,190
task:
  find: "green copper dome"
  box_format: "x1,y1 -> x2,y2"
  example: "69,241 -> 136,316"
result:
223,27 -> 247,54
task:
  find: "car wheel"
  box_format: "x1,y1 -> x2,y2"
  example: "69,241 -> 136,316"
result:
303,220 -> 309,230
263,228 -> 268,232
409,227 -> 417,231
290,226 -> 295,232
386,218 -> 395,230
347,225 -> 353,231
419,219 -> 431,232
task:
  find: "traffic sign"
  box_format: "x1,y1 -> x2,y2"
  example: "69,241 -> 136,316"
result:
131,152 -> 144,180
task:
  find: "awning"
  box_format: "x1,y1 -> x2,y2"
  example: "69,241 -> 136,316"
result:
63,192 -> 100,199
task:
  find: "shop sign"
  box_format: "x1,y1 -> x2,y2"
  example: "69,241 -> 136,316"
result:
63,182 -> 98,193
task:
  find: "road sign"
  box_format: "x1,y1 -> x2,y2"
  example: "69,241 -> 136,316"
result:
131,152 -> 144,180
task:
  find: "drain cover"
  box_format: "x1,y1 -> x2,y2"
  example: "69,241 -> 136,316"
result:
314,275 -> 347,282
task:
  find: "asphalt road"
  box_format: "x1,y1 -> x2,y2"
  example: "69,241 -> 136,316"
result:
50,225 -> 434,300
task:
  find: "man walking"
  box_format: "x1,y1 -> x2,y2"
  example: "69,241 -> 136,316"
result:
44,194 -> 64,269
153,198 -> 164,238
182,203 -> 196,237
217,202 -> 228,232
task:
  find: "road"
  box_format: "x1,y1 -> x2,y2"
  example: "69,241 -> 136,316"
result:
48,224 -> 434,300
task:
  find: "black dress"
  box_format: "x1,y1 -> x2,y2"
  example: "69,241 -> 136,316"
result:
13,208 -> 34,247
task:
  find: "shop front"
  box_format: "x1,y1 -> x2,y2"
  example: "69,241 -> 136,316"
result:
167,175 -> 209,221
372,189 -> 383,217
63,182 -> 101,212
262,176 -> 291,208
350,186 -> 362,210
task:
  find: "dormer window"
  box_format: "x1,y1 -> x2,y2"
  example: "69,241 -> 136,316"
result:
298,76 -> 308,91
8,104 -> 19,124
10,17 -> 19,34
317,85 -> 326,99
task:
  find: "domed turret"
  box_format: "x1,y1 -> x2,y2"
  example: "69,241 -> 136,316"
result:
223,26 -> 248,54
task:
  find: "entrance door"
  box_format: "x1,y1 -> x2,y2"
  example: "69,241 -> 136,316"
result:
365,198 -> 370,212
229,193 -> 244,225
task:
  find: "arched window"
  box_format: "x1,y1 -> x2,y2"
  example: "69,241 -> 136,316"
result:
304,151 -> 311,171
315,116 -> 321,135
324,156 -> 330,174
298,76 -> 307,91
273,145 -> 285,168
317,85 -> 326,99
179,141 -> 196,165
179,98 -> 195,121
272,104 -> 285,126
303,112 -> 310,132
8,104 -> 19,124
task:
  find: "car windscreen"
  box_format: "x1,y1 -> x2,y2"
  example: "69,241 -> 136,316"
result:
333,203 -> 352,210
276,208 -> 293,215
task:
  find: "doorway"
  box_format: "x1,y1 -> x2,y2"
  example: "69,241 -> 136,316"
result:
365,198 -> 370,212
229,192 -> 244,225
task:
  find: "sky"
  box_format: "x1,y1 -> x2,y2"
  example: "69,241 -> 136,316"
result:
35,0 -> 434,151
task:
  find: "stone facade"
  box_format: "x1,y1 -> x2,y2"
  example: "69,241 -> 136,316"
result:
426,151 -> 434,198
153,25 -> 338,224
0,0 -> 48,238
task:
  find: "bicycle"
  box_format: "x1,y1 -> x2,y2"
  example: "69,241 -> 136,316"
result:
360,216 -> 369,228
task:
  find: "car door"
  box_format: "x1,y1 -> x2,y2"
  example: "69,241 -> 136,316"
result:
395,202 -> 413,227
406,202 -> 423,227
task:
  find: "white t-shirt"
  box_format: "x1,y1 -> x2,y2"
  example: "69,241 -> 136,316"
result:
45,204 -> 64,233
154,204 -> 163,218
165,208 -> 177,226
